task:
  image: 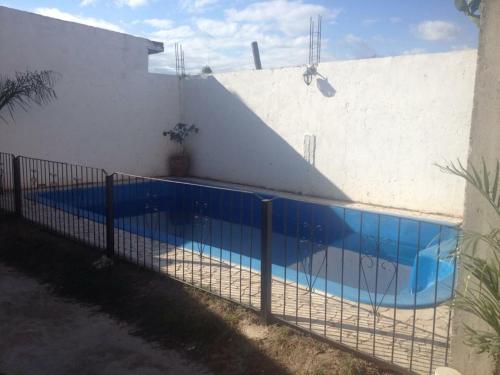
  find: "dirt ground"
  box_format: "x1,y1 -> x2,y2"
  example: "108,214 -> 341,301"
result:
0,214 -> 398,375
0,263 -> 211,375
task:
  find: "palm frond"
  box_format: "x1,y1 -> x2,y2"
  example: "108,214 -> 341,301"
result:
437,159 -> 500,217
452,230 -> 500,264
0,70 -> 58,123
439,158 -> 500,359
463,324 -> 500,354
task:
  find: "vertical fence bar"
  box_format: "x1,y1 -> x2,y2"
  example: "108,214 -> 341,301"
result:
12,156 -> 22,217
249,197 -> 254,307
260,199 -> 273,324
445,234 -> 459,367
409,221 -> 421,372
391,217 -> 402,363
340,208 -> 346,342
429,225 -> 443,374
283,200 -> 288,319
105,173 -> 114,256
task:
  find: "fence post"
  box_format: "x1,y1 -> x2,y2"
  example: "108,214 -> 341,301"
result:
105,174 -> 114,257
260,199 -> 273,324
12,156 -> 22,217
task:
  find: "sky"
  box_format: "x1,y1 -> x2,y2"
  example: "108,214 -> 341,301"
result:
0,0 -> 479,74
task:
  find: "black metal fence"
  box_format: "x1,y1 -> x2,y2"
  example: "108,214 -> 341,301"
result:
0,152 -> 459,375
0,152 -> 15,213
110,172 -> 266,312
15,155 -> 107,249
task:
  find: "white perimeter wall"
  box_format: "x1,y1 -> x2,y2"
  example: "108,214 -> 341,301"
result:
0,6 -> 477,217
0,6 -> 179,176
182,50 -> 477,217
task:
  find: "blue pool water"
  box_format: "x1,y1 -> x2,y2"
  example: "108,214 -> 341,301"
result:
31,179 -> 458,309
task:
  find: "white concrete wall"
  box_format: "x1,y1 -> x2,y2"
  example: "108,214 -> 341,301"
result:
182,50 -> 477,217
0,6 -> 179,176
0,6 -> 477,217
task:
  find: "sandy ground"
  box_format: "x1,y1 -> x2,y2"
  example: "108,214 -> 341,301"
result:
0,263 -> 211,375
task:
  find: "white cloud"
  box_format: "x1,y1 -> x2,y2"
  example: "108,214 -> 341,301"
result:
34,1 -> 344,74
343,33 -> 377,59
195,18 -> 238,37
80,0 -> 98,6
80,0 -> 147,8
148,22 -> 312,74
180,0 -> 219,13
414,20 -> 460,41
389,17 -> 401,24
146,0 -> 339,74
34,8 -> 124,32
143,18 -> 173,28
226,0 -> 340,36
114,0 -> 148,8
151,25 -> 195,41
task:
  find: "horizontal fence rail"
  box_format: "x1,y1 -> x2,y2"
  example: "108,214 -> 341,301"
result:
0,152 -> 460,375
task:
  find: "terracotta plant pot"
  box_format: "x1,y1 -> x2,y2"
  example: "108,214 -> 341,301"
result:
168,153 -> 191,177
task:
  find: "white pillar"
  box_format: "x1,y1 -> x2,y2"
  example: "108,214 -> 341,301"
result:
450,0 -> 500,374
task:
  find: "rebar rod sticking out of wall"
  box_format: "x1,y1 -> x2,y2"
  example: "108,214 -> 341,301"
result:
309,15 -> 322,67
304,15 -> 322,85
175,43 -> 185,77
251,41 -> 262,70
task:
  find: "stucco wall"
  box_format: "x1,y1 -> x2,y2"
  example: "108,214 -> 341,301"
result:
450,0 -> 500,374
0,6 -> 179,176
0,6 -> 478,217
182,50 -> 477,217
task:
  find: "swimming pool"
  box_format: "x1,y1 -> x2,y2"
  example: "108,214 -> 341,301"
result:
30,178 -> 458,309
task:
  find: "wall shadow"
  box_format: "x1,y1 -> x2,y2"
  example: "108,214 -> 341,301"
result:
316,77 -> 336,97
0,214 -> 291,375
182,75 -> 349,202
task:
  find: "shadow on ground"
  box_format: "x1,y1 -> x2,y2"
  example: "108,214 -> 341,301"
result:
0,214 -> 395,375
0,214 -> 287,375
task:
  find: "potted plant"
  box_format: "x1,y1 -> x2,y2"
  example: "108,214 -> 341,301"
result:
163,123 -> 199,177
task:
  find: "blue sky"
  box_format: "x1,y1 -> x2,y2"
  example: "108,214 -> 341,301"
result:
0,0 -> 479,73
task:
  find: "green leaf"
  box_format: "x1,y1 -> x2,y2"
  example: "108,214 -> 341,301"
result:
483,158 -> 490,195
437,159 -> 500,217
439,157 -> 500,357
492,160 -> 499,207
